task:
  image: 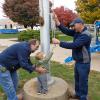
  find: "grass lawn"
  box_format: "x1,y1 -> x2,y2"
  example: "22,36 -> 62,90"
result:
0,61 -> 100,100
0,32 -> 73,42
0,33 -> 18,39
55,30 -> 73,41
58,34 -> 73,41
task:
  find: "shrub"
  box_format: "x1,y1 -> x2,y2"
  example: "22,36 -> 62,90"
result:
18,30 -> 40,41
18,30 -> 59,42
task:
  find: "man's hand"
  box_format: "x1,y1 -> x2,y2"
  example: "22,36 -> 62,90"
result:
52,11 -> 60,26
35,66 -> 47,74
52,38 -> 60,45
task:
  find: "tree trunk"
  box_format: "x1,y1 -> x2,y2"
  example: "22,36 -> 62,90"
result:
24,25 -> 27,28
30,23 -> 34,29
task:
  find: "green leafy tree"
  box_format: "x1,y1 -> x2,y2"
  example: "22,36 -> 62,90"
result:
76,0 -> 100,23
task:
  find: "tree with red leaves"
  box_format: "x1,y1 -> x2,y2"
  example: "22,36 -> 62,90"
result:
54,6 -> 78,27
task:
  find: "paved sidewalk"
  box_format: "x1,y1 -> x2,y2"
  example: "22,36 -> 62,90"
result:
0,38 -> 18,47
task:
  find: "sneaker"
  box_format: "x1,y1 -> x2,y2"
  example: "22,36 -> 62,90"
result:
37,91 -> 42,95
41,90 -> 48,95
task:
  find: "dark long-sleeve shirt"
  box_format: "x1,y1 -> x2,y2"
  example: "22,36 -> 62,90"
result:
58,24 -> 92,63
0,42 -> 36,73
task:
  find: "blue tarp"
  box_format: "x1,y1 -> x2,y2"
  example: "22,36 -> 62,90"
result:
0,29 -> 18,34
90,45 -> 100,53
64,57 -> 73,63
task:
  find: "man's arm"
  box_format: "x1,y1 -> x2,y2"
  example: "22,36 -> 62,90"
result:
53,12 -> 75,37
17,47 -> 36,73
60,34 -> 91,49
58,24 -> 75,37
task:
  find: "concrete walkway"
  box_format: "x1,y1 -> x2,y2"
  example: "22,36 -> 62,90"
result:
0,38 -> 19,47
0,38 -> 100,72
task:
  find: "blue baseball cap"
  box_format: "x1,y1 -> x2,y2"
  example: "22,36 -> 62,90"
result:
70,18 -> 84,26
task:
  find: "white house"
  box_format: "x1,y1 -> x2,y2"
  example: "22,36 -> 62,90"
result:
0,18 -> 24,29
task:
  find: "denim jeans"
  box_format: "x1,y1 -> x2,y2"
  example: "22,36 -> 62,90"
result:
37,73 -> 48,92
74,62 -> 90,100
0,65 -> 18,100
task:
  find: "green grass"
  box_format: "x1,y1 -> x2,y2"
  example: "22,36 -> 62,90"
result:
55,30 -> 73,41
0,61 -> 100,100
0,33 -> 18,39
58,34 -> 73,41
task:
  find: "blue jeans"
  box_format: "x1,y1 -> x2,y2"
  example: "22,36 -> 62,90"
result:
37,73 -> 48,92
0,65 -> 18,100
74,62 -> 90,100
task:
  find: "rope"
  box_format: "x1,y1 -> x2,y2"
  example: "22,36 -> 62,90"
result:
50,0 -> 57,51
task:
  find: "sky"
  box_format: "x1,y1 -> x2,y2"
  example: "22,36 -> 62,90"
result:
53,0 -> 76,11
0,0 -> 76,19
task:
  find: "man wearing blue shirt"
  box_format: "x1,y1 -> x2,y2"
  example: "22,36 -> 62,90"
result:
0,39 -> 47,100
52,14 -> 91,100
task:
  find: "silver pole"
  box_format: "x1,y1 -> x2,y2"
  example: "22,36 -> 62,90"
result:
39,0 -> 54,85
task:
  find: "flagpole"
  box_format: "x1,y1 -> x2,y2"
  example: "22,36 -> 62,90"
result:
39,0 -> 54,85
